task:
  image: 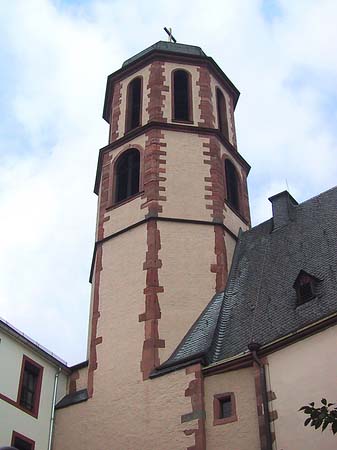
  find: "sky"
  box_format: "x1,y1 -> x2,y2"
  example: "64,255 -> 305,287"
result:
0,0 -> 336,365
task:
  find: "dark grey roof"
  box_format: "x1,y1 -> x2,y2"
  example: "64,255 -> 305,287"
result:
56,388 -> 88,409
156,186 -> 337,372
158,291 -> 224,370
122,41 -> 206,68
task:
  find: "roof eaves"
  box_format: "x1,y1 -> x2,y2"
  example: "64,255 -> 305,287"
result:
0,317 -> 69,372
55,388 -> 88,410
150,354 -> 206,379
103,49 -> 240,122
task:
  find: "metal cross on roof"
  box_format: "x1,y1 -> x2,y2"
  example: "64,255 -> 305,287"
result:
164,27 -> 177,43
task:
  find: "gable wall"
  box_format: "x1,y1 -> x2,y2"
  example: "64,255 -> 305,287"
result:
268,325 -> 337,450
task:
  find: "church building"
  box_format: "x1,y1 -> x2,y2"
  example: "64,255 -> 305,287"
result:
50,41 -> 337,450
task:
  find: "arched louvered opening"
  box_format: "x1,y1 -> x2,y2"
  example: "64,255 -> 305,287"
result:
115,149 -> 140,203
225,159 -> 240,211
125,77 -> 142,132
173,69 -> 191,121
216,88 -> 229,140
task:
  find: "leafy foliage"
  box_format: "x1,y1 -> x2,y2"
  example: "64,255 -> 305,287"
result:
299,399 -> 337,435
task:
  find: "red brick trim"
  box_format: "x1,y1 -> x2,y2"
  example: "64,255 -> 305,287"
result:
0,392 -> 17,408
125,76 -> 143,133
109,81 -> 122,142
240,167 -> 251,225
139,128 -> 167,380
87,152 -> 112,397
182,364 -> 206,450
12,430 -> 35,450
211,225 -> 228,292
146,61 -> 169,122
171,68 -> 194,123
228,95 -> 237,148
203,136 -> 228,292
69,369 -> 80,394
203,137 -> 224,222
141,129 -> 167,215
16,355 -> 44,419
253,359 -> 270,450
89,217 -> 238,284
213,392 -> 238,426
139,219 -> 165,380
197,66 -> 215,128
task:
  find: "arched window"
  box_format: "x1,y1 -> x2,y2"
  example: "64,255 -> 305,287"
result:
173,70 -> 191,121
225,159 -> 239,211
115,149 -> 140,203
216,88 -> 229,140
125,77 -> 142,132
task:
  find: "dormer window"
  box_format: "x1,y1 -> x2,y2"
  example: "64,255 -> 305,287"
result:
293,270 -> 321,306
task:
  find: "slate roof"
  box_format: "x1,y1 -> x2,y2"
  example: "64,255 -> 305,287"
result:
153,186 -> 337,375
56,388 -> 88,410
122,41 -> 206,67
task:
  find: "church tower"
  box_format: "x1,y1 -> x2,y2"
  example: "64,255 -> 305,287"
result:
54,41 -> 250,450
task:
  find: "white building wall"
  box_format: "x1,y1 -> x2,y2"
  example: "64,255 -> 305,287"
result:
268,325 -> 337,450
0,328 -> 68,449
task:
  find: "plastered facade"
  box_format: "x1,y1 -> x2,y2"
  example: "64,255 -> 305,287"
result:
158,221 -> 216,361
163,131 -> 213,221
204,367 -> 260,450
0,329 -> 67,449
54,367 -> 196,449
268,325 -> 337,450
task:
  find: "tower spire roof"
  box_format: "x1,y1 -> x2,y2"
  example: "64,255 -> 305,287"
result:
122,41 -> 206,68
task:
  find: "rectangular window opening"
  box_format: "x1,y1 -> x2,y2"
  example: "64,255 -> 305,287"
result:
12,431 -> 35,450
17,356 -> 43,417
213,392 -> 237,426
220,395 -> 232,419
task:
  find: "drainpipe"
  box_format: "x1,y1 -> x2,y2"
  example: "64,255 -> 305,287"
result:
248,342 -> 273,450
48,367 -> 61,450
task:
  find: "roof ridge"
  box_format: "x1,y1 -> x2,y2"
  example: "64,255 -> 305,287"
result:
297,184 -> 337,208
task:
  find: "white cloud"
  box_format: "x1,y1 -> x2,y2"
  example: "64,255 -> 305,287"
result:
0,0 -> 336,363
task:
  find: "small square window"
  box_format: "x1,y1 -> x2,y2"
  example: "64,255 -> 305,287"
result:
17,356 -> 43,417
219,395 -> 232,419
213,392 -> 237,426
12,431 -> 35,450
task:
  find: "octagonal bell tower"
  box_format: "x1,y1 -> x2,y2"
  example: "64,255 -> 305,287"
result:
53,40 -> 251,450
89,41 -> 251,387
